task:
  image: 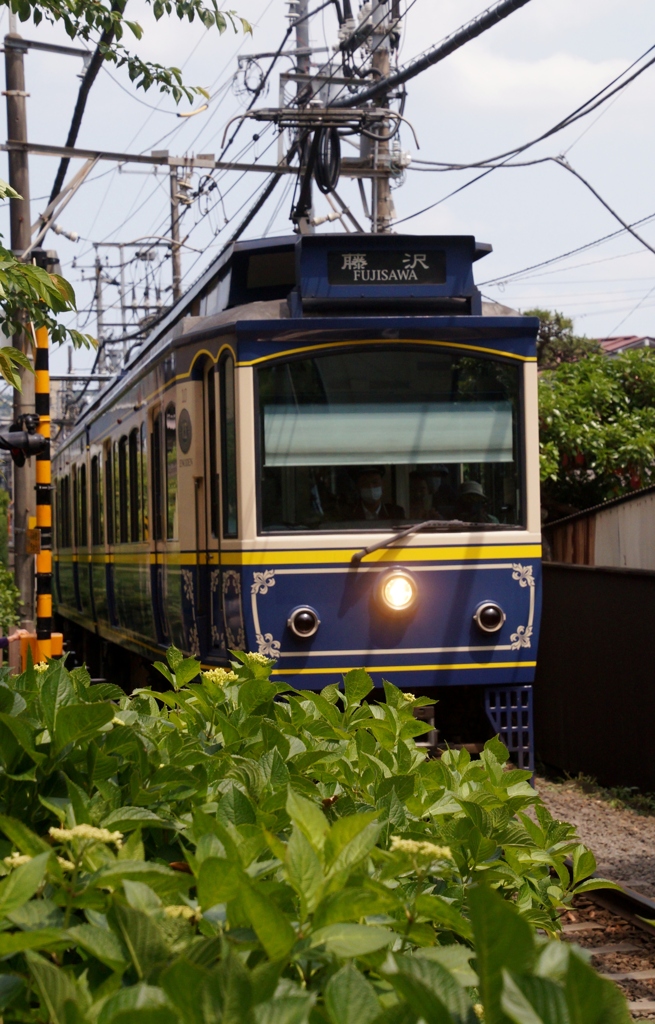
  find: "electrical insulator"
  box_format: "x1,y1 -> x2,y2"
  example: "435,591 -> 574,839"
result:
176,178 -> 194,206
53,223 -> 79,243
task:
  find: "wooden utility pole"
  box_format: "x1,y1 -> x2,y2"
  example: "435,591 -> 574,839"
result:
169,166 -> 182,302
4,30 -> 36,625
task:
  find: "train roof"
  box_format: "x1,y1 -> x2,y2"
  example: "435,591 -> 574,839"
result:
59,234 -> 535,453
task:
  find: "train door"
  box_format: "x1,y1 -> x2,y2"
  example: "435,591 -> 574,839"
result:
200,355 -> 242,657
71,464 -> 81,611
202,363 -> 227,657
150,410 -> 170,646
104,442 -> 118,627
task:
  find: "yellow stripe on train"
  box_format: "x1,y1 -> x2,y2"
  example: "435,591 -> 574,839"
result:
54,544 -> 542,566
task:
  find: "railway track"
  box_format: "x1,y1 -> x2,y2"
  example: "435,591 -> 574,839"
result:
564,884 -> 655,1019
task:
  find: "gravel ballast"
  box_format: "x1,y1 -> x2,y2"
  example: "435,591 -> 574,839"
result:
535,777 -> 655,898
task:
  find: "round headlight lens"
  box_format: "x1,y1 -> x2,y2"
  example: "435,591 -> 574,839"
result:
287,606 -> 321,638
473,602 -> 506,634
379,570 -> 417,613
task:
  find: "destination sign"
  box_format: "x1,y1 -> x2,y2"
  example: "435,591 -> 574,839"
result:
327,249 -> 446,286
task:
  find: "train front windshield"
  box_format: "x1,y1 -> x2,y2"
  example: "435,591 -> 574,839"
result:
257,348 -> 523,532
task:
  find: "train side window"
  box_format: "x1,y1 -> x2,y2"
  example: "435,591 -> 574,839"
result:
55,480 -> 61,548
91,455 -> 103,545
129,428 -> 140,542
79,463 -> 88,547
220,355 -> 238,537
207,366 -> 219,537
59,478 -> 64,547
54,481 -> 60,548
152,413 -> 163,541
65,476 -> 72,547
72,466 -> 79,547
113,441 -> 120,544
105,445 -> 114,545
60,475 -> 71,547
165,402 -> 177,540
140,422 -> 149,541
118,436 -> 130,544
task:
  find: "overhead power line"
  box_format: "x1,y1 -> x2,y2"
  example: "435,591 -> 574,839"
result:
392,43 -> 655,228
479,211 -> 655,286
334,0 -> 534,108
47,0 -> 123,208
553,157 -> 655,263
411,42 -> 655,171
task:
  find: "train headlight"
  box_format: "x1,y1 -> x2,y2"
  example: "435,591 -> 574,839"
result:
473,601 -> 506,634
378,569 -> 417,613
287,606 -> 321,638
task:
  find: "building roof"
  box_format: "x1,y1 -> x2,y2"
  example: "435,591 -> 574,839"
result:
598,336 -> 655,355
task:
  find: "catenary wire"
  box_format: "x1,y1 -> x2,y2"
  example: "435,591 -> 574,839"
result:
478,212 -> 655,286
411,42 -> 655,171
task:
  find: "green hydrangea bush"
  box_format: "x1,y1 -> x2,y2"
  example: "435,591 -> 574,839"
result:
0,648 -> 630,1023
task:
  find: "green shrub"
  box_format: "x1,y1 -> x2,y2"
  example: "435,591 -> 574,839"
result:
0,487 -> 10,566
0,558 -> 20,634
0,649 -> 629,1023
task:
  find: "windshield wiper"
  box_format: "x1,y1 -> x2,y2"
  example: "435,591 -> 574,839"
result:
351,519 -> 522,564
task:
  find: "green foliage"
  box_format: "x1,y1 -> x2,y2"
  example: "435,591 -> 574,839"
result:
0,0 -> 251,386
526,308 -> 600,370
3,0 -> 251,103
0,647 -> 628,1023
539,349 -> 655,513
0,236 -> 94,380
0,557 -> 20,633
0,487 -> 10,566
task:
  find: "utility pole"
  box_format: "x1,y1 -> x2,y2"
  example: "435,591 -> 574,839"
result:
370,0 -> 395,232
94,251 -> 105,369
169,166 -> 182,302
293,0 -> 315,234
4,28 -> 36,625
119,243 -> 127,341
294,0 -> 311,78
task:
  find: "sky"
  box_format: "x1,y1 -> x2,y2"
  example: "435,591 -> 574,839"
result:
1,0 -> 655,379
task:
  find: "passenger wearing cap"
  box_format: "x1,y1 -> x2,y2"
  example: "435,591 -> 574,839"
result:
456,480 -> 499,524
349,468 -> 405,521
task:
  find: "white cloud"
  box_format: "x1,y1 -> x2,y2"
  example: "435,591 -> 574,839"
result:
436,49 -> 626,114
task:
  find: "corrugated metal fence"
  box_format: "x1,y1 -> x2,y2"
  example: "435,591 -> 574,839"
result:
535,562 -> 655,791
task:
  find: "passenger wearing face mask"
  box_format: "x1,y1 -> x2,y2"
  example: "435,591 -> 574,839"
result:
423,464 -> 457,519
349,469 -> 405,522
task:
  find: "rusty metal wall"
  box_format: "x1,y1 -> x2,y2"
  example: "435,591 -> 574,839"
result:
594,491 -> 655,570
546,489 -> 655,570
535,562 -> 655,791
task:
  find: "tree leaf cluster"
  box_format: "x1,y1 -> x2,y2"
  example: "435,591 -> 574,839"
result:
539,348 -> 655,513
0,647 -> 629,1023
4,0 -> 251,103
526,309 -> 600,372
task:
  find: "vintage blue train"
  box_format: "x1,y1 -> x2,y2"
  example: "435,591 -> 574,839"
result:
52,233 -> 541,763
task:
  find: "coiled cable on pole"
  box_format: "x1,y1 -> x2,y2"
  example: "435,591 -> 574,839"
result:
314,126 -> 341,194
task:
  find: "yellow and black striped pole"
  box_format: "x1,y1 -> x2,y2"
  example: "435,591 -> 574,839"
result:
34,325 -> 52,660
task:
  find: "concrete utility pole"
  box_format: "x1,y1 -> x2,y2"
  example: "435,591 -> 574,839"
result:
94,252 -> 105,368
4,30 -> 36,625
370,0 -> 395,233
293,0 -> 315,234
169,167 -> 182,302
